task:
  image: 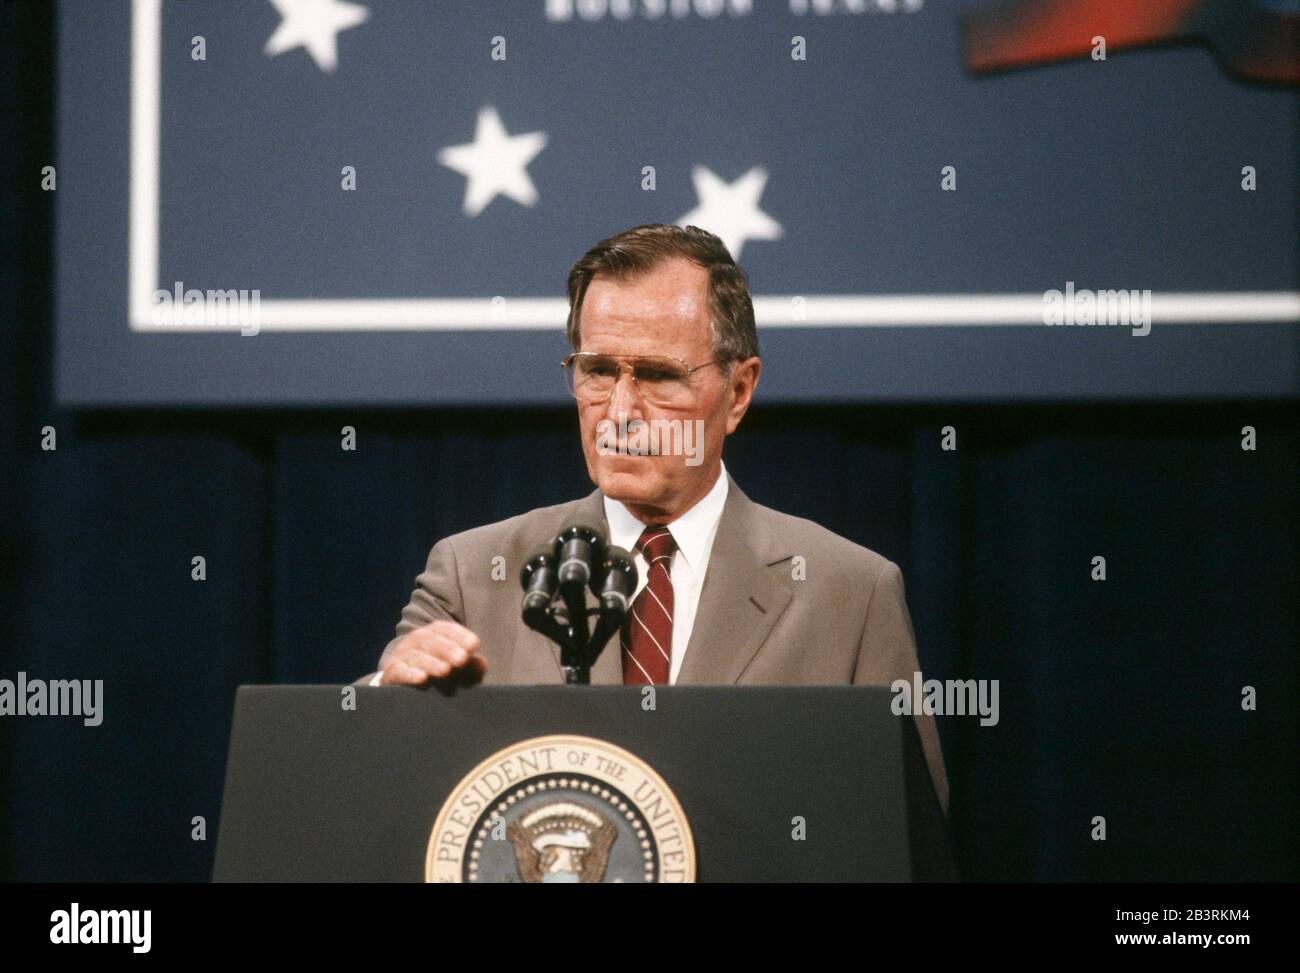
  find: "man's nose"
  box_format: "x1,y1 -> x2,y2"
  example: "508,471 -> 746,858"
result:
605,369 -> 644,421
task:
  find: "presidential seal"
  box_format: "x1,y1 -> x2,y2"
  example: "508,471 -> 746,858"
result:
425,735 -> 695,883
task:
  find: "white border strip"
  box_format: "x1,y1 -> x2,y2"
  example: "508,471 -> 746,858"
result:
129,0 -> 161,327
127,0 -> 1300,333
128,293 -> 1300,332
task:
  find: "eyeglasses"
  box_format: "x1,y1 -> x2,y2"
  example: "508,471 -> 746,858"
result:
561,352 -> 731,407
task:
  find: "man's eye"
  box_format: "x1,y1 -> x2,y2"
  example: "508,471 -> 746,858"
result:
587,363 -> 617,377
637,367 -> 678,382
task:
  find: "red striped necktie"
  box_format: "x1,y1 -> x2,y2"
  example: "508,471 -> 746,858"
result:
621,526 -> 676,685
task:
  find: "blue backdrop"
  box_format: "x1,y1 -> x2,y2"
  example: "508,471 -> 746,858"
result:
54,0 -> 1300,404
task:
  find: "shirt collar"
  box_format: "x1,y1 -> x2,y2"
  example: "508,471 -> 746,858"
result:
602,462 -> 729,573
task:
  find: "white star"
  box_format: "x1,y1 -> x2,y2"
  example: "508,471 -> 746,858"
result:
438,106 -> 548,218
677,165 -> 783,259
264,0 -> 370,73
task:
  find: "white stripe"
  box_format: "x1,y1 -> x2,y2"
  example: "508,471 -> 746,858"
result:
644,582 -> 672,622
129,0 -> 161,326
129,295 -> 1300,332
621,640 -> 654,683
633,609 -> 671,663
752,293 -> 1300,326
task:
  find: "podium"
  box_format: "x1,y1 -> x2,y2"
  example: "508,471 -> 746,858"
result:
213,686 -> 956,882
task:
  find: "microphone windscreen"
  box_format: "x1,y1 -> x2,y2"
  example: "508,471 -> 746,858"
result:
556,519 -> 608,548
600,545 -> 638,595
520,542 -> 559,590
524,542 -> 557,567
605,544 -> 634,567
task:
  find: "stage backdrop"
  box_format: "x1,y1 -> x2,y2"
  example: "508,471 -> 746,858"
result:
55,0 -> 1299,405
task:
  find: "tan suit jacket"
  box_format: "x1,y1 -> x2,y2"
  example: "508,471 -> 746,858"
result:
370,474 -> 949,814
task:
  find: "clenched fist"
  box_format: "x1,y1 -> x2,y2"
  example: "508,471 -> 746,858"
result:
376,619 -> 487,687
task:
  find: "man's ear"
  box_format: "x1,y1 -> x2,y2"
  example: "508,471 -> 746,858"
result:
724,357 -> 762,435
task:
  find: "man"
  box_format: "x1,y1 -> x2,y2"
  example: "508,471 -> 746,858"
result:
363,223 -> 949,814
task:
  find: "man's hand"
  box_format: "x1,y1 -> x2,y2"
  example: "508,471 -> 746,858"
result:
377,620 -> 487,686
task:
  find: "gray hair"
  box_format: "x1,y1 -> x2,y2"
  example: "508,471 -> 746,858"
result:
565,223 -> 759,363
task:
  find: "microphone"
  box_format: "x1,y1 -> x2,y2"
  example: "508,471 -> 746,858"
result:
554,521 -> 606,651
587,545 -> 638,658
520,544 -> 571,650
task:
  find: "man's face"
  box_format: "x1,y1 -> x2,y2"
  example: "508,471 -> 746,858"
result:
574,256 -> 760,523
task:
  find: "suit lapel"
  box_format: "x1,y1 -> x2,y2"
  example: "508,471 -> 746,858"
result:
675,479 -> 793,685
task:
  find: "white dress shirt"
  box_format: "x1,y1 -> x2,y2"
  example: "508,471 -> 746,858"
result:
371,464 -> 730,686
602,462 -> 729,685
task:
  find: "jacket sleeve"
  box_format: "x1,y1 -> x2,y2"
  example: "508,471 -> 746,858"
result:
354,537 -> 467,686
852,560 -> 950,816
